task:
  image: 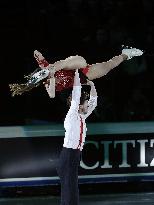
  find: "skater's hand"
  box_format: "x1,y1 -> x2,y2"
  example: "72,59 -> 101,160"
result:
74,69 -> 81,86
43,66 -> 55,86
87,80 -> 94,87
43,78 -> 50,86
47,64 -> 56,78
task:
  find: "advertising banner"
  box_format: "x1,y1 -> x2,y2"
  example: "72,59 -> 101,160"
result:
0,122 -> 154,186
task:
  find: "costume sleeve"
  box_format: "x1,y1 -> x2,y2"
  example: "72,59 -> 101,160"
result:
65,69 -> 81,120
85,95 -> 97,119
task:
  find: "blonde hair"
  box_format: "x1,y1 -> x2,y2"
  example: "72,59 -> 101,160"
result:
9,82 -> 40,97
9,69 -> 42,97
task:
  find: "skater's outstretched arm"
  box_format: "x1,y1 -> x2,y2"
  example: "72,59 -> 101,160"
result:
68,69 -> 81,111
65,69 -> 81,119
84,80 -> 97,119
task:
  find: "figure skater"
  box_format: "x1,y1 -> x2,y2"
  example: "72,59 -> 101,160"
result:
9,47 -> 143,97
56,69 -> 97,205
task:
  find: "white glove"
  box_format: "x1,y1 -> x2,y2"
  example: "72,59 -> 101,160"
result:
122,47 -> 143,60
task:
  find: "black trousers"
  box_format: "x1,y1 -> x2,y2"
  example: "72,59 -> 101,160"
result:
56,147 -> 81,205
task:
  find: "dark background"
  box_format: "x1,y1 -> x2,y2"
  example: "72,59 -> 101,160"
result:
1,0 -> 154,126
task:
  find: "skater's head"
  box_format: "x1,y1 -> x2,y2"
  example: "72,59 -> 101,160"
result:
79,99 -> 89,114
67,91 -> 89,114
9,68 -> 49,97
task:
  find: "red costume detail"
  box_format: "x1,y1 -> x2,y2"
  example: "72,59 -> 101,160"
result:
80,66 -> 89,75
55,70 -> 75,91
37,57 -> 90,92
35,57 -> 50,68
77,116 -> 83,149
55,66 -> 90,92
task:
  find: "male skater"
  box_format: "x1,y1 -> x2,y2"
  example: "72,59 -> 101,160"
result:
56,69 -> 97,205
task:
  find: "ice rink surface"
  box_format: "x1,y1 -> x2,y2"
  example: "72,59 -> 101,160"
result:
1,192 -> 154,205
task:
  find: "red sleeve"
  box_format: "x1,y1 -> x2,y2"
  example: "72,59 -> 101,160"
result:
80,65 -> 90,75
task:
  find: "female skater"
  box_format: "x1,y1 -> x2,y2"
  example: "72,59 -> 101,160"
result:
9,47 -> 143,97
